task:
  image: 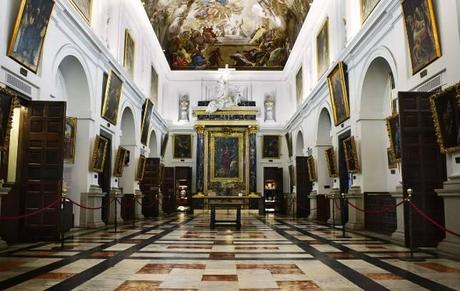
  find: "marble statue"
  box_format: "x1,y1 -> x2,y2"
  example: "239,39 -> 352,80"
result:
179,95 -> 190,121
264,94 -> 276,122
206,76 -> 241,113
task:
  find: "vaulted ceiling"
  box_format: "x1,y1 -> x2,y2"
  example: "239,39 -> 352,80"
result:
143,0 -> 312,71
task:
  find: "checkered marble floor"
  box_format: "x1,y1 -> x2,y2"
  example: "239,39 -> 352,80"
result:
0,213 -> 459,290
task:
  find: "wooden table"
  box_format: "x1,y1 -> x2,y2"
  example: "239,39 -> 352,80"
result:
209,202 -> 242,230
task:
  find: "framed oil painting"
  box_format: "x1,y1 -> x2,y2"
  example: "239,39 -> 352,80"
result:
8,0 -> 55,73
343,136 -> 360,173
262,135 -> 280,159
316,18 -> 330,78
361,0 -> 380,22
210,133 -> 244,183
64,117 -> 77,163
387,148 -> 397,169
386,114 -> 401,161
150,66 -> 159,106
0,88 -> 15,151
70,0 -> 91,22
101,70 -> 123,125
325,147 -> 338,177
123,30 -> 135,78
401,0 -> 441,74
430,84 -> 460,154
136,155 -> 146,181
307,156 -> 317,182
296,67 -> 303,106
328,62 -> 350,126
140,99 -> 154,145
113,147 -> 128,177
90,135 -> 108,173
174,134 -> 192,159
161,133 -> 169,158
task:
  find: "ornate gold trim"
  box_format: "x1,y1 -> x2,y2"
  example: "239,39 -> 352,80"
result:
325,147 -> 338,178
136,155 -> 146,181
64,117 -> 77,164
327,62 -> 350,126
385,113 -> 401,162
0,87 -> 17,151
90,135 -> 108,173
69,0 -> 92,23
343,136 -> 361,174
262,135 -> 280,159
316,17 -> 330,79
209,131 -> 244,183
307,156 -> 317,182
173,134 -> 192,159
101,70 -> 123,125
195,125 -> 205,134
123,29 -> 135,78
113,146 -> 128,177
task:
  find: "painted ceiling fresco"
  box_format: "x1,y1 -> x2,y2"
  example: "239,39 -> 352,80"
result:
143,0 -> 313,70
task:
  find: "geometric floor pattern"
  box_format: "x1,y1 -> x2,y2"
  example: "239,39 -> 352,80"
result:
0,212 -> 459,290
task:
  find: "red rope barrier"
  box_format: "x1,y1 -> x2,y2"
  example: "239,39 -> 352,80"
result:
66,197 -> 114,210
0,198 -> 61,221
347,200 -> 404,215
409,201 -> 460,238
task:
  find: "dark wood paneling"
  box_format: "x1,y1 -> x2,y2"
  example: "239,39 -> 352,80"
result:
296,157 -> 311,218
399,91 -> 446,247
175,167 -> 192,212
263,167 -> 284,214
364,193 -> 396,234
21,101 -> 65,241
140,158 -> 160,217
316,194 -> 329,223
161,167 -> 175,214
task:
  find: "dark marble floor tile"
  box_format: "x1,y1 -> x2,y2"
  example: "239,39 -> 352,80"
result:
209,252 -> 235,259
202,274 -> 238,281
115,280 -> 161,291
366,273 -> 403,280
277,280 -> 322,290
415,262 -> 460,273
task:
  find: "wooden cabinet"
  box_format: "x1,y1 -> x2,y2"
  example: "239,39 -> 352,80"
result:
140,158 -> 160,217
263,167 -> 284,214
161,167 -> 176,214
175,167 -> 192,213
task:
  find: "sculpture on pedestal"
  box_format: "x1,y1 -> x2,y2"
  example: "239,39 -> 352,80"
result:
179,95 -> 190,122
264,94 -> 276,122
206,76 -> 242,113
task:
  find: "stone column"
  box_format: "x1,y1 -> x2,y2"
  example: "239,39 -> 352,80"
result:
391,186 -> 405,243
345,186 -> 364,230
308,190 -> 318,220
248,126 -> 258,195
0,183 -> 10,249
107,188 -> 123,223
79,185 -> 105,228
195,126 -> 205,196
436,180 -> 460,256
327,188 -> 341,225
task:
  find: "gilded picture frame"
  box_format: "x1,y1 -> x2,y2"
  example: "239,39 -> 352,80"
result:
325,147 -> 338,177
210,132 -> 244,183
101,70 -> 123,125
387,148 -> 398,169
430,83 -> 460,154
90,135 -> 108,173
262,135 -> 280,159
136,155 -> 146,181
343,136 -> 360,173
401,0 -> 441,74
327,62 -> 351,126
0,88 -> 16,151
64,117 -> 77,164
173,134 -> 192,159
361,0 -> 381,23
113,147 -> 128,177
316,18 -> 330,79
8,0 -> 55,73
69,0 -> 92,23
307,156 -> 317,182
140,99 -> 154,145
123,29 -> 135,78
386,114 -> 402,161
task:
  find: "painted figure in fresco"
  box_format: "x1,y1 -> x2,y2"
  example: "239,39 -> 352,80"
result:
64,122 -> 73,160
94,141 -> 106,170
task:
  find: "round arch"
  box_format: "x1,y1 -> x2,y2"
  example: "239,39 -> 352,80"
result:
120,107 -> 136,146
295,130 -> 304,156
148,130 -> 159,158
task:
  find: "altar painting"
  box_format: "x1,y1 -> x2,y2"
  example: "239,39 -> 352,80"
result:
210,133 -> 244,183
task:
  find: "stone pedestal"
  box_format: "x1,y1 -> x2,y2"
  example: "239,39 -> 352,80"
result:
0,183 -> 10,249
79,186 -> 105,228
345,186 -> 364,230
134,190 -> 144,220
391,186 -> 405,243
107,188 -> 123,224
308,191 -> 318,221
436,180 -> 460,256
327,188 -> 341,225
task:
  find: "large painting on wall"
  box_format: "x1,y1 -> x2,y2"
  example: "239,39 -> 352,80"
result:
136,155 -> 146,181
401,0 -> 441,74
343,136 -> 360,173
307,156 -> 317,182
113,147 -> 128,177
90,135 -> 108,173
210,133 -> 243,182
174,134 -> 192,159
64,117 -> 77,163
140,99 -> 154,145
8,0 -> 55,73
70,0 -> 92,22
296,67 -> 304,106
150,66 -> 159,105
325,147 -> 338,177
361,0 -> 380,22
0,89 -> 15,151
430,83 -> 460,154
142,0 -> 313,70
316,18 -> 330,78
386,114 -> 402,161
101,70 -> 123,125
124,30 -> 135,78
262,135 -> 280,159
327,62 -> 350,126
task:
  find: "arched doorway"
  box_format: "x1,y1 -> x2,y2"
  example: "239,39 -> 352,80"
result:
148,130 -> 158,158
119,107 -> 137,194
314,108 -> 333,222
294,130 -> 310,217
56,55 -> 92,227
